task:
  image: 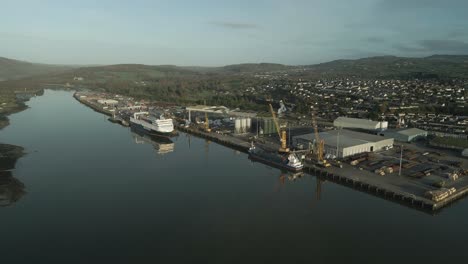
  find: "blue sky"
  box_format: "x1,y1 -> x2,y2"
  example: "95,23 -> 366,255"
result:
1,0 -> 468,66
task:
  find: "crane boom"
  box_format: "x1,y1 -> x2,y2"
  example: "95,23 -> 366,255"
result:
311,106 -> 330,167
269,103 -> 289,153
205,112 -> 211,132
311,110 -> 321,145
269,103 -> 282,139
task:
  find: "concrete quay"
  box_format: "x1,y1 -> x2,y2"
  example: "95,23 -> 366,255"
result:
305,163 -> 468,213
177,125 -> 468,213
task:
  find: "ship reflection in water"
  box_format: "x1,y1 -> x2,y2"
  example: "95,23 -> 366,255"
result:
0,171 -> 26,207
276,171 -> 325,203
130,127 -> 175,155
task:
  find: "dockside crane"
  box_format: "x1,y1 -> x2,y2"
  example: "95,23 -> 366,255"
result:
204,112 -> 211,133
311,106 -> 331,168
269,103 -> 289,153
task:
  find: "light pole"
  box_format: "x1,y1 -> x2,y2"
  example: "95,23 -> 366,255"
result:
399,145 -> 403,176
256,118 -> 259,138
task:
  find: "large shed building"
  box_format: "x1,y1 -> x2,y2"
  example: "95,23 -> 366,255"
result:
97,99 -> 119,106
379,128 -> 427,142
334,117 -> 388,131
293,129 -> 394,158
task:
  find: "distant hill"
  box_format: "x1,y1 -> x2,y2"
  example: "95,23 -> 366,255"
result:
0,57 -> 73,81
46,62 -> 293,86
220,63 -> 290,73
59,64 -> 203,84
2,54 -> 468,82
305,55 -> 468,78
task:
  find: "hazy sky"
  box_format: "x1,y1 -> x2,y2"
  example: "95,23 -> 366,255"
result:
1,0 -> 468,66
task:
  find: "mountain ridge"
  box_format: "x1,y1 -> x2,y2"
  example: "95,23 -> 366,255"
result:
0,57 -> 75,81
1,54 -> 468,80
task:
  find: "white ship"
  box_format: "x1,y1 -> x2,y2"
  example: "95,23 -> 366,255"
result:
129,111 -> 175,137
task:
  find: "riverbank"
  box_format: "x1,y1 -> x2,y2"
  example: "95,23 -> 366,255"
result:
0,142 -> 24,169
0,100 -> 27,130
0,92 -> 30,173
0,143 -> 24,170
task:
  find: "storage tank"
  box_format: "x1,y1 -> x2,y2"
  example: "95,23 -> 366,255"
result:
262,118 -> 277,135
246,117 -> 252,132
235,119 -> 242,134
241,118 -> 247,133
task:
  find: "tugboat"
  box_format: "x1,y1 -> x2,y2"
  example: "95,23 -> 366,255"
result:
248,143 -> 303,172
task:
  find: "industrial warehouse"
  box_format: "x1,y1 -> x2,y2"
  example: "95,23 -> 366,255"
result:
293,129 -> 394,158
379,128 -> 428,142
334,116 -> 388,131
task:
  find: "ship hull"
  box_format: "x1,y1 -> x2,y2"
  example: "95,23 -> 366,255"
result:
130,126 -> 174,145
248,150 -> 303,172
130,122 -> 177,139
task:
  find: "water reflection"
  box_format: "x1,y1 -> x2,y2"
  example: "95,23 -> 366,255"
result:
277,171 -> 325,203
287,172 -> 305,181
0,171 -> 26,207
130,127 -> 174,155
316,177 -> 324,201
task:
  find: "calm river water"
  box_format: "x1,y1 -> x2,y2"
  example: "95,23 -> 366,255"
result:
0,90 -> 467,263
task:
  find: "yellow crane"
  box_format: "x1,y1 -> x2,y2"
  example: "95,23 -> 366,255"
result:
204,112 -> 211,132
311,106 -> 330,167
269,103 -> 289,153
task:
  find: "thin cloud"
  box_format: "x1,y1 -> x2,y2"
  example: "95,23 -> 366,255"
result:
209,21 -> 258,29
394,40 -> 468,54
446,29 -> 468,39
366,37 -> 385,43
379,0 -> 468,10
393,43 -> 426,53
420,39 -> 468,53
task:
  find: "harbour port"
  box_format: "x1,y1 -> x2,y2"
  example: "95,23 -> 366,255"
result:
73,90 -> 468,213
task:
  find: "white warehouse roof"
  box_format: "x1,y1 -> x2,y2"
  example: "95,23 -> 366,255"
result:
394,128 -> 426,136
293,129 -> 394,158
294,129 -> 392,148
334,117 -> 388,130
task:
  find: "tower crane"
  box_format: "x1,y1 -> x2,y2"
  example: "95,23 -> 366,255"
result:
204,112 -> 211,133
311,106 -> 331,168
269,103 -> 289,153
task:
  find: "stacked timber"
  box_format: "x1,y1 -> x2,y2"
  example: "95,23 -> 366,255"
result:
374,166 -> 392,176
444,172 -> 459,181
350,157 -> 367,166
374,168 -> 385,176
425,187 -> 457,202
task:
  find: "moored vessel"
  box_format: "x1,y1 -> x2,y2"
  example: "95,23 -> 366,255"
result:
248,144 -> 303,172
129,111 -> 176,138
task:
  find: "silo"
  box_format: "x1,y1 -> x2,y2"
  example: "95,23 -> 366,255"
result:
246,117 -> 252,132
241,118 -> 247,133
262,118 -> 274,135
235,118 -> 242,134
264,118 -> 278,135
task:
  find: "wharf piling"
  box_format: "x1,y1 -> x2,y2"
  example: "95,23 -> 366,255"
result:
176,126 -> 250,153
177,124 -> 468,213
73,92 -> 113,117
304,164 -> 468,213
